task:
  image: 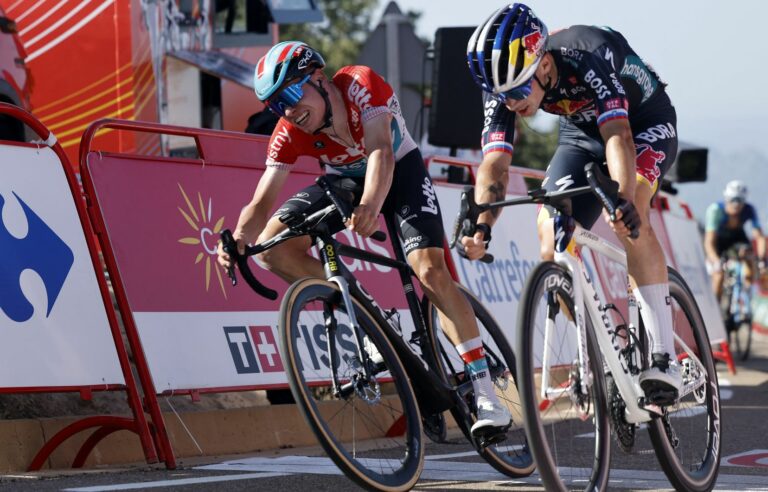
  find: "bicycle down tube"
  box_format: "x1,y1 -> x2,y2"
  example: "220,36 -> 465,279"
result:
550,223 -> 707,424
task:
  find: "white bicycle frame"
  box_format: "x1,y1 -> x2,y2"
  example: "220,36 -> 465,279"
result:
542,224 -> 708,424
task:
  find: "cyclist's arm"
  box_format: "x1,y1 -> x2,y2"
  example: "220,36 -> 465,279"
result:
355,112 -> 395,236
599,119 -> 636,201
753,229 -> 766,263
475,151 -> 512,226
703,203 -> 722,264
703,230 -> 720,265
234,165 -> 291,244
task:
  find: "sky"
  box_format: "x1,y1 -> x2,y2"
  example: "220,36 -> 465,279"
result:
373,0 -> 768,220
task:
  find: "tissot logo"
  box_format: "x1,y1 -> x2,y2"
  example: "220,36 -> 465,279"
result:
0,192 -> 74,322
224,325 -> 284,374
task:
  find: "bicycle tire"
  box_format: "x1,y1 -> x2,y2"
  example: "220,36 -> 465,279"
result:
424,282 -> 536,478
647,267 -> 721,492
516,261 -> 611,491
727,288 -> 753,361
279,278 -> 424,492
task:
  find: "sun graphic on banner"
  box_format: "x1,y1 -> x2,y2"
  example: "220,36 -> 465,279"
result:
176,183 -> 228,299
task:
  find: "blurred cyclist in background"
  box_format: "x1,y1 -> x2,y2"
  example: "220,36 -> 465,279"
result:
460,3 -> 682,405
704,180 -> 766,299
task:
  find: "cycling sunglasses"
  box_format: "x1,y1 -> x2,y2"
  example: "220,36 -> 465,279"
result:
496,77 -> 534,102
266,74 -> 311,116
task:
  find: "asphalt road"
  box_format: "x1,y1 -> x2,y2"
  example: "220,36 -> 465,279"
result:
2,333 -> 767,492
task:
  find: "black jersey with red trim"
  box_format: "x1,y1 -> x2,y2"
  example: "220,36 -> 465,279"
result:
480,25 -> 672,155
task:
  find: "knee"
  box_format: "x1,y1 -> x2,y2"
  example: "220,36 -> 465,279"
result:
256,245 -> 290,273
415,262 -> 452,293
538,216 -> 554,261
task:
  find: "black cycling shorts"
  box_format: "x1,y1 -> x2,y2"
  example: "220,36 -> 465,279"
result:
273,148 -> 445,255
540,105 -> 678,229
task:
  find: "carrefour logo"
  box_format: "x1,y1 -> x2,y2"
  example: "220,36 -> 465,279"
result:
457,239 -> 536,303
0,192 -> 74,322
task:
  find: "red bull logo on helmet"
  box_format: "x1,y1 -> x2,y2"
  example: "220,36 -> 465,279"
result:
523,22 -> 545,55
635,143 -> 665,186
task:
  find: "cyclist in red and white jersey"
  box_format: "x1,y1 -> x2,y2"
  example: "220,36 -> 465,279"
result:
217,41 -> 512,436
460,4 -> 682,405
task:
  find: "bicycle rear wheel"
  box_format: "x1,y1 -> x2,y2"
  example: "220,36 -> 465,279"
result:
425,283 -> 535,478
516,261 -> 611,491
647,268 -> 721,492
279,278 -> 423,492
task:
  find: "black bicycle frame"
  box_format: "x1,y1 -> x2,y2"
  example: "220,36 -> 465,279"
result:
313,214 -> 455,416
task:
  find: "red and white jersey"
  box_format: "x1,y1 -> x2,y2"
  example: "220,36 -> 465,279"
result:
265,65 -> 417,177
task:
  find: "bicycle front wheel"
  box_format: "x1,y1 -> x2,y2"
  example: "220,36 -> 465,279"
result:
727,293 -> 753,361
516,261 -> 611,492
647,268 -> 721,492
425,282 -> 535,478
279,278 -> 424,492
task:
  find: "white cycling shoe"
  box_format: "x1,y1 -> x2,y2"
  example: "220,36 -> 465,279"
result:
639,352 -> 682,406
471,398 -> 512,438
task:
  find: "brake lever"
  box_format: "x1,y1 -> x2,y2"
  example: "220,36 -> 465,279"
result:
220,229 -> 239,286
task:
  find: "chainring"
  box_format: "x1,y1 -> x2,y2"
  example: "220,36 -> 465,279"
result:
607,374 -> 636,453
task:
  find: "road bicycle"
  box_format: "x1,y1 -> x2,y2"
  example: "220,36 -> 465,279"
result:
720,245 -> 753,361
450,163 -> 721,491
221,176 -> 534,491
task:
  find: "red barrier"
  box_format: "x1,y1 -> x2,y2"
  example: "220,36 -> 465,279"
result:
0,103 -> 158,470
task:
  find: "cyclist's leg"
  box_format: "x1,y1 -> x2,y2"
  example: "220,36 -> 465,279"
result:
389,149 -> 510,432
537,122 -> 605,260
257,177 -> 360,282
623,114 -> 681,403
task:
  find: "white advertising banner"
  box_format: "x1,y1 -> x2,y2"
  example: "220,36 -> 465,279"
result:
662,210 -> 727,343
134,310 -> 417,390
435,185 -> 541,343
0,145 -> 124,387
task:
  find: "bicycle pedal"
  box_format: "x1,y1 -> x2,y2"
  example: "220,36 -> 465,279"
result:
640,388 -> 678,407
472,423 -> 510,447
476,427 -> 509,448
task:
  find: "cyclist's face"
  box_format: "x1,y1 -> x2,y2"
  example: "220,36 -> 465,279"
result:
273,70 -> 326,133
503,56 -> 552,117
725,198 -> 745,214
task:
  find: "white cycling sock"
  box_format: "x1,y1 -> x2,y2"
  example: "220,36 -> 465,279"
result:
634,283 -> 676,356
455,336 -> 497,404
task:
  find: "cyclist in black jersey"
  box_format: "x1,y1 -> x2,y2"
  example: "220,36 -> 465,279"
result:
460,3 -> 681,404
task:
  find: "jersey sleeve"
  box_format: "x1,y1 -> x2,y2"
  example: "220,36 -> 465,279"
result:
480,92 -> 515,156
265,119 -> 299,170
574,45 -> 629,127
335,66 -> 393,123
704,203 -> 724,232
746,204 -> 762,231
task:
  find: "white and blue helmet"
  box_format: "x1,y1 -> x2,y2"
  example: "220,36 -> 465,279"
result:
467,3 -> 548,99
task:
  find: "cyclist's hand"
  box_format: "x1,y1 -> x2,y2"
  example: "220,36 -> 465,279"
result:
605,198 -> 641,239
349,203 -> 379,237
217,231 -> 246,270
458,230 -> 488,260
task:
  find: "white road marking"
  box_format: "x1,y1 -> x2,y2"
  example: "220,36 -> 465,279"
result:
195,454 -> 768,490
61,472 -> 288,491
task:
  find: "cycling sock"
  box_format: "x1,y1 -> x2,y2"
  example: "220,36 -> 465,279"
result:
456,337 -> 497,404
634,283 -> 675,356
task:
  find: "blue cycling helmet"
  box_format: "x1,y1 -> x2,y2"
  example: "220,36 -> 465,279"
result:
254,41 -> 326,102
467,3 -> 548,98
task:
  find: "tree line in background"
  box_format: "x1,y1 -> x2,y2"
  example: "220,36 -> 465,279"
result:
280,0 -> 557,170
